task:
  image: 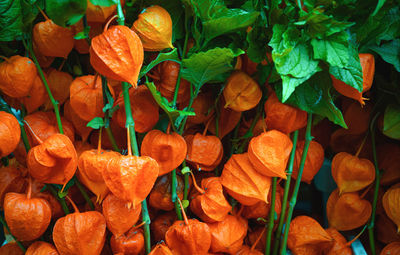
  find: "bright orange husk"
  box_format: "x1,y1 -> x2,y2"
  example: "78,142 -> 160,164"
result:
382,186 -> 400,232
0,111 -> 21,157
149,243 -> 173,255
0,166 -> 26,209
149,174 -> 184,211
293,140 -> 325,184
19,74 -> 47,114
208,98 -> 242,138
380,242 -> 400,255
185,133 -> 223,171
63,100 -> 92,142
110,228 -> 145,255
26,241 -> 59,255
0,243 -> 25,255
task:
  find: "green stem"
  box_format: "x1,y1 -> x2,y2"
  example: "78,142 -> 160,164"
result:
183,161 -> 190,200
22,38 -> 63,134
171,170 -> 183,220
105,126 -> 120,152
75,178 -> 94,210
280,114 -> 312,255
141,199 -> 151,253
178,86 -> 199,134
101,76 -> 120,153
20,124 -> 31,151
272,130 -> 298,255
0,213 -> 26,252
367,113 -> 380,255
116,0 -> 125,25
47,185 -> 70,215
265,177 -> 277,255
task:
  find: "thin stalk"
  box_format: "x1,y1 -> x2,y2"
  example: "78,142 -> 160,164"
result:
265,177 -> 277,255
367,113 -> 380,255
116,2 -> 150,253
0,213 -> 26,252
20,124 -> 31,151
101,75 -> 120,152
179,86 -> 200,134
47,185 -> 70,215
105,126 -> 120,152
75,178 -> 95,210
280,114 -> 312,255
22,39 -> 63,134
272,131 -> 299,255
171,169 -> 183,220
183,161 -> 190,200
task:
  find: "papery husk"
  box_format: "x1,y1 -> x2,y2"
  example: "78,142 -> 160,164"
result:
0,111 -> 21,157
382,186 -> 400,232
185,133 -> 223,171
293,140 -> 325,184
110,228 -> 145,255
380,242 -> 400,255
26,241 -> 59,255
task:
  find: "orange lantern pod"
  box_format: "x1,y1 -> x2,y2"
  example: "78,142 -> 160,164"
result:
90,18 -> 144,86
24,111 -> 75,146
141,128 -> 187,176
110,228 -> 145,255
78,149 -> 120,184
248,130 -> 293,179
70,75 -> 115,122
63,100 -> 92,142
115,85 -> 159,133
19,74 -> 47,114
46,68 -> 73,107
0,243 -> 25,255
378,144 -> 400,185
26,241 -> 59,255
221,153 -> 272,206
30,179 -> 63,219
264,92 -> 307,134
0,111 -> 21,157
380,242 -> 400,255
53,197 -> 106,255
326,189 -> 372,231
27,133 -> 78,186
287,216 -> 332,251
207,214 -> 248,254
242,185 -> 283,220
321,228 -> 352,255
187,91 -> 214,125
289,245 -> 321,255
292,140 -> 325,184
236,246 -> 264,255
132,5 -> 174,51
0,166 -> 26,209
208,98 -> 242,138
223,71 -> 262,112
383,186 -> 400,232
190,176 -> 231,223
332,53 -> 375,105
4,179 -> 52,241
147,61 -> 191,104
151,211 -> 176,242
33,43 -> 54,68
86,0 -> 117,23
376,213 -> 400,244
343,101 -> 372,134
165,200 -> 212,255
185,131 -> 223,171
103,129 -> 159,206
149,174 -> 184,211
0,55 -> 37,98
331,152 -> 375,194
149,243 -> 173,255
33,18 -> 74,58
76,166 -> 110,204
102,193 -> 142,237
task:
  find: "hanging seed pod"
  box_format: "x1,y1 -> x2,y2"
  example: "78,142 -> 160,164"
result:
33,42 -> 54,68
102,193 -> 142,237
132,5 -> 174,51
321,228 -> 352,255
147,61 -> 190,104
207,214 -> 248,254
264,92 -> 307,134
149,243 -> 173,255
30,179 -> 63,219
115,85 -> 159,133
236,246 -> 264,255
0,55 -> 37,98
27,133 -> 78,185
187,91 -> 214,125
25,111 -> 75,146
63,101 -> 92,142
379,144 -> 400,185
287,216 -> 332,251
0,111 -> 21,157
190,176 -> 231,223
165,200 -> 212,255
0,243 -> 25,255
53,198 -> 106,255
4,179 -> 52,241
33,20 -> 74,58
19,74 -> 47,114
332,54 -> 375,105
248,130 -> 293,178
383,186 -> 400,232
149,174 -> 184,211
26,241 -> 59,255
289,245 -> 321,255
76,167 -> 110,204
343,101 -> 372,135
208,98 -> 242,138
326,189 -> 372,231
223,71 -> 262,112
90,19 -> 144,86
292,140 -> 325,184
46,68 -> 73,107
86,0 -> 117,23
151,211 -> 176,242
70,75 -> 115,122
331,152 -> 375,194
221,153 -> 272,205
242,185 -> 283,220
141,129 -> 187,176
0,166 -> 26,209
78,149 -> 120,183
185,132 -> 223,171
110,228 -> 145,255
380,242 -> 400,255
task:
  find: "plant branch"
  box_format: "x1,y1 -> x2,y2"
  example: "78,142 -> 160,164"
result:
265,177 -> 277,255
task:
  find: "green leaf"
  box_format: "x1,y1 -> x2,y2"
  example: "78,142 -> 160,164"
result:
370,39 -> 400,72
73,26 -> 90,40
89,0 -> 116,7
182,199 -> 190,209
181,166 -> 191,174
281,72 -> 318,102
87,117 -> 105,129
278,71 -> 347,128
0,0 -> 23,41
181,47 -> 240,87
329,48 -> 363,92
139,49 -> 180,79
383,104 -> 400,140
46,0 -> 87,27
371,0 -> 386,16
311,31 -> 350,68
146,82 -> 195,125
21,0 -> 43,32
